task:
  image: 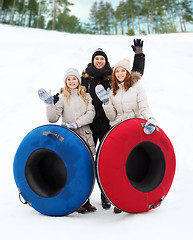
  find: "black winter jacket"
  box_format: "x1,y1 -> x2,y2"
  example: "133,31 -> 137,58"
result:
81,63 -> 112,137
132,53 -> 145,75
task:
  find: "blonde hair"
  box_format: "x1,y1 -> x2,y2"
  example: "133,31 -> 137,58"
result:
60,84 -> 89,105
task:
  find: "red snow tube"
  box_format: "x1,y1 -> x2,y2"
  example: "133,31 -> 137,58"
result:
96,118 -> 176,213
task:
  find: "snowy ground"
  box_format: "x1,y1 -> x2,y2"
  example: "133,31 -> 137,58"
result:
0,24 -> 193,239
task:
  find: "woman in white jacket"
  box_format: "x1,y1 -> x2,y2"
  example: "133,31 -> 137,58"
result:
38,68 -> 97,214
95,59 -> 156,213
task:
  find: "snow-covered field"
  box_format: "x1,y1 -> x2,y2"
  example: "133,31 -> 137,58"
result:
1,24 -> 193,239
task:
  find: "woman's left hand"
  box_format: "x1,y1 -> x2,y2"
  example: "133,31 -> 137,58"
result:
144,117 -> 156,135
61,122 -> 78,130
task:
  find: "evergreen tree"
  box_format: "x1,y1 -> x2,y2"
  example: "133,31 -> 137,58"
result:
18,0 -> 27,26
100,1 -> 114,34
55,9 -> 72,32
10,0 -> 17,24
36,0 -> 46,28
51,0 -> 73,30
0,0 -> 12,23
135,0 -> 143,34
0,0 -> 4,10
27,0 -> 38,27
89,1 -> 99,34
125,0 -> 135,33
181,0 -> 193,31
115,1 -> 126,34
141,0 -> 151,34
165,0 -> 178,32
89,1 -> 114,35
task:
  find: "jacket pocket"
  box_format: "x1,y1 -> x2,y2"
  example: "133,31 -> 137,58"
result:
85,129 -> 96,155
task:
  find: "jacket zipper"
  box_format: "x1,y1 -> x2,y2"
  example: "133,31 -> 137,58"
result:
120,84 -> 124,122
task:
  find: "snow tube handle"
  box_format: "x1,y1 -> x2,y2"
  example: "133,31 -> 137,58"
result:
18,188 -> 31,206
43,131 -> 64,142
149,196 -> 165,209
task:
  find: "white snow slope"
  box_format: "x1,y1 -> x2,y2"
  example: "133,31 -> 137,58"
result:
0,24 -> 193,240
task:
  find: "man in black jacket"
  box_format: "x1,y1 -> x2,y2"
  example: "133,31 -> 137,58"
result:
81,49 -> 112,146
81,39 -> 145,209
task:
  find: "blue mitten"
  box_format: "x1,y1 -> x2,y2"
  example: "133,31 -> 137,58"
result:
144,117 -> 156,135
38,88 -> 53,104
61,122 -> 78,130
95,85 -> 110,104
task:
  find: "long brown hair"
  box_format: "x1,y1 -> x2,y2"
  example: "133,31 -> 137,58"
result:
60,84 -> 89,105
112,71 -> 131,95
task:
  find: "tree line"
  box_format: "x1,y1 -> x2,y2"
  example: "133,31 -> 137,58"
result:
89,0 -> 193,35
0,0 -> 193,35
0,0 -> 82,32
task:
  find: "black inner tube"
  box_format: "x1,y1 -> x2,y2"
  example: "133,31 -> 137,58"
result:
25,148 -> 67,198
126,142 -> 166,192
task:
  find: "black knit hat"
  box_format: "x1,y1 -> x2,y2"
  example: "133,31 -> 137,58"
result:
91,48 -> 108,65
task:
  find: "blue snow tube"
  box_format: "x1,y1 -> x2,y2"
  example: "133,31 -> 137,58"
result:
13,125 -> 95,216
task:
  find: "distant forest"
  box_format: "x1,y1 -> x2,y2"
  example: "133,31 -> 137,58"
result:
0,0 -> 193,35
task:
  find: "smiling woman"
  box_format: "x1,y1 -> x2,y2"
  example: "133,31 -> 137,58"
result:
66,75 -> 79,89
37,67 -> 97,213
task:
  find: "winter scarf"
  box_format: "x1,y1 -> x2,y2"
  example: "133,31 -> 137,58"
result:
85,63 -> 112,78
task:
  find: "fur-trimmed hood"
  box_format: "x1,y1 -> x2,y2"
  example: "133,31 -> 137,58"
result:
82,69 -> 94,79
130,71 -> 141,86
82,69 -> 112,81
82,69 -> 141,84
103,75 -> 153,127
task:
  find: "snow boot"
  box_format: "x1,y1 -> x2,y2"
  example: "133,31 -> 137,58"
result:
114,207 -> 122,214
101,192 -> 111,209
83,199 -> 97,212
76,206 -> 87,214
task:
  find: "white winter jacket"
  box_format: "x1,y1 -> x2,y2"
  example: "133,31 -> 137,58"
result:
46,89 -> 96,155
103,80 -> 153,127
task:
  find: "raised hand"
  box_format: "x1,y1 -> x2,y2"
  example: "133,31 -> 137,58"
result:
38,88 -> 53,104
131,39 -> 143,54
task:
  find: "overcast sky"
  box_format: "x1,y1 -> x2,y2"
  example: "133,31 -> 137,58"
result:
69,0 -> 120,22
